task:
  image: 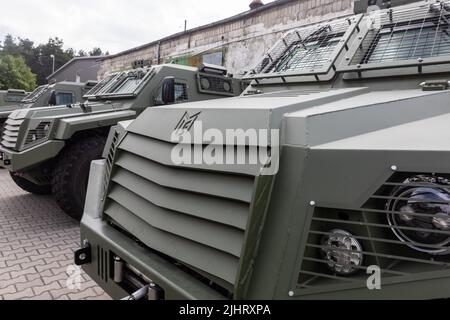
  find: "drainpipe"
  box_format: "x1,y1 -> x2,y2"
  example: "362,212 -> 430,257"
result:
157,41 -> 161,64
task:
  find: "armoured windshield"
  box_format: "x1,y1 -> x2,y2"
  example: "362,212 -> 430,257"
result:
84,68 -> 154,100
22,85 -> 50,104
343,2 -> 450,71
245,15 -> 360,81
271,30 -> 343,73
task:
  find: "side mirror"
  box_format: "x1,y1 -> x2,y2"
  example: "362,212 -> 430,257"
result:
48,90 -> 57,106
161,77 -> 175,104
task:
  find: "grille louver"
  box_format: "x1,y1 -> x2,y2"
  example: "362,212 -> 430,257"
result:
102,130 -> 120,197
103,132 -> 256,288
295,172 -> 450,296
1,118 -> 24,149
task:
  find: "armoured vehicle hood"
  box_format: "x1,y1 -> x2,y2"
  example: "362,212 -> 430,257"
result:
314,112 -> 450,151
8,101 -> 134,121
128,87 -> 368,146
129,87 -> 450,148
283,89 -> 450,147
3,102 -> 136,152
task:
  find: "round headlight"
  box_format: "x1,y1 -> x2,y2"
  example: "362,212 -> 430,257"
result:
321,229 -> 364,276
200,78 -> 211,90
387,175 -> 450,255
223,81 -> 231,92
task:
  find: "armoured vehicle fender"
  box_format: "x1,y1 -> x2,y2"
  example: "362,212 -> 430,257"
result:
83,159 -> 107,220
54,110 -> 137,140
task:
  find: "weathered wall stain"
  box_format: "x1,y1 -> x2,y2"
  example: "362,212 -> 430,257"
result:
98,0 -> 354,78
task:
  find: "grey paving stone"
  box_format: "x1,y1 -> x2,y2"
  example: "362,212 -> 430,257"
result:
0,170 -> 110,300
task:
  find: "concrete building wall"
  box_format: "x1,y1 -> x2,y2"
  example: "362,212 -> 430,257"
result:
98,0 -> 355,78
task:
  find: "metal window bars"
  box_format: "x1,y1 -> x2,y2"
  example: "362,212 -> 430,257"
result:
243,15 -> 363,83
340,0 -> 450,75
22,85 -> 50,103
84,73 -> 121,98
174,83 -> 188,102
84,68 -> 154,99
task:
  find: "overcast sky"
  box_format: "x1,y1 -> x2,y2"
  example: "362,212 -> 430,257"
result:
0,0 -> 275,55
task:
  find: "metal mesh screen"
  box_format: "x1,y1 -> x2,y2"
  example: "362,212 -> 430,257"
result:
85,73 -> 119,97
174,83 -> 188,103
23,85 -> 49,103
252,17 -> 356,75
85,68 -> 152,98
352,2 -> 450,65
295,172 -> 450,295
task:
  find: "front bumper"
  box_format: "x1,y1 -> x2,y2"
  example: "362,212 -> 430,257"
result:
79,215 -> 227,300
0,140 -> 65,172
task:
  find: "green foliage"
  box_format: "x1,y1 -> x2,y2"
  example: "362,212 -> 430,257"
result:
89,47 -> 109,56
0,55 -> 36,91
0,34 -> 108,86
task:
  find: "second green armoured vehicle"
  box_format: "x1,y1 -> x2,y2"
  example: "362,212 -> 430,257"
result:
78,1 -> 450,299
0,81 -> 97,123
0,81 -> 96,123
0,89 -> 28,108
0,64 -> 242,219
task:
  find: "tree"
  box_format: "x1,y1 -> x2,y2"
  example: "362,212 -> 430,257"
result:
0,55 -> 36,91
0,34 -> 107,86
89,47 -> 105,56
33,37 -> 75,84
1,35 -> 20,55
65,48 -> 76,57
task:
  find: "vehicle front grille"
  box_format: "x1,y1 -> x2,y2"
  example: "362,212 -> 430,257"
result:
24,121 -> 51,145
1,118 -> 24,150
103,132 -> 256,289
294,172 -> 450,296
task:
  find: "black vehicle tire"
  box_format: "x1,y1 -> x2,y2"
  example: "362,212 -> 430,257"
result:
52,135 -> 106,221
10,172 -> 51,195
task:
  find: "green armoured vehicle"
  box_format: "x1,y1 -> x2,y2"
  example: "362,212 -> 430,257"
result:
0,89 -> 28,108
77,0 -> 450,300
0,82 -> 97,123
0,64 -> 242,219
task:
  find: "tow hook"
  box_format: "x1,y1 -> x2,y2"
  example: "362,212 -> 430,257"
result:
74,240 -> 92,266
121,285 -> 150,301
121,283 -> 163,301
114,257 -> 164,300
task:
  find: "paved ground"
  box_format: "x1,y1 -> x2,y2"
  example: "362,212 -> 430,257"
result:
0,169 -> 111,300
